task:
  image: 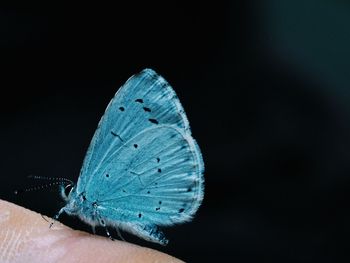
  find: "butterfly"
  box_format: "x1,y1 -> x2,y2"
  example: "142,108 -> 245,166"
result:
53,69 -> 204,245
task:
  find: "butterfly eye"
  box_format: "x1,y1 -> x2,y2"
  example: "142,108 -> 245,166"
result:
64,184 -> 74,197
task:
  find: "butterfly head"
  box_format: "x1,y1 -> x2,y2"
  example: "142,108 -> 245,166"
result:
59,185 -> 100,226
59,183 -> 84,216
59,182 -> 76,202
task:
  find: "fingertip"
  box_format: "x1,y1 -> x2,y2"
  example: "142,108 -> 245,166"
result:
0,200 -> 183,263
0,199 -> 75,262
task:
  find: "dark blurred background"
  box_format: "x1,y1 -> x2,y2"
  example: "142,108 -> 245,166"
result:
1,1 -> 350,262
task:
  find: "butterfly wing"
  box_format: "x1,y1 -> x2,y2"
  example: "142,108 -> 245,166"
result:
91,125 -> 204,226
76,69 -> 191,193
74,69 -> 204,243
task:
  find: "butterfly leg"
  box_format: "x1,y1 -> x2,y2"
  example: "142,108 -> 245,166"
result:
116,227 -> 126,242
104,226 -> 114,241
41,214 -> 49,223
98,218 -> 114,241
91,225 -> 96,235
49,207 -> 65,228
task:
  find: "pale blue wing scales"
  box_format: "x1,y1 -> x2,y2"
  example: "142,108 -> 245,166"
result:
77,69 -> 190,193
91,125 -> 204,226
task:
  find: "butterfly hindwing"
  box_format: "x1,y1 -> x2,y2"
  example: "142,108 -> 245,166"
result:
86,125 -> 204,226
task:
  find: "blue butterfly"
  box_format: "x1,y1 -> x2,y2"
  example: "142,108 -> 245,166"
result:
54,69 -> 204,245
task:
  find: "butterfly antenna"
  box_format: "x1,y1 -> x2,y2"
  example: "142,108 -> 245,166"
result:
14,181 -> 64,195
27,175 -> 74,185
14,175 -> 73,195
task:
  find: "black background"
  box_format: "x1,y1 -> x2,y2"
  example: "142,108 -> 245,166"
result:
1,1 -> 350,262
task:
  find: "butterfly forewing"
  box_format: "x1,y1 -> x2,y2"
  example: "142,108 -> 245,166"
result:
77,69 -> 191,193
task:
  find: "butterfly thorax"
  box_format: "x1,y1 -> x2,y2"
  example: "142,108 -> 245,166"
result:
63,188 -> 101,226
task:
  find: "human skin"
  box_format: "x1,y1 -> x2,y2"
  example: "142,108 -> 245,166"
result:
0,200 -> 183,263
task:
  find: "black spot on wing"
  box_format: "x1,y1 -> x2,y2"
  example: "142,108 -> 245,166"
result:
110,131 -> 124,141
119,106 -> 125,111
134,144 -> 138,148
149,119 -> 159,124
143,107 -> 151,112
179,208 -> 185,213
157,168 -> 162,173
135,98 -> 143,103
156,157 -> 160,163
